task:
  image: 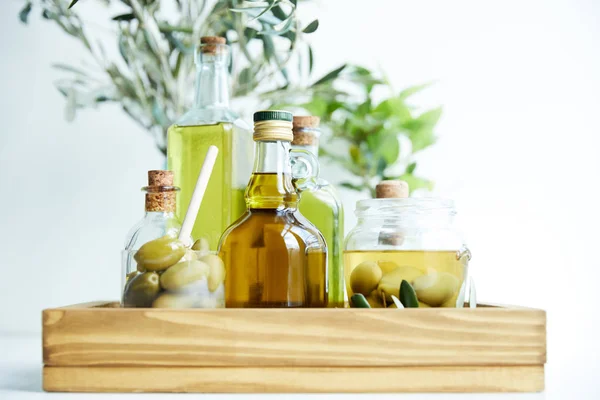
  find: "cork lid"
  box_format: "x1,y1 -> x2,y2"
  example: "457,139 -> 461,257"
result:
200,36 -> 226,54
292,116 -> 320,146
148,170 -> 173,187
376,180 -> 409,199
144,170 -> 178,212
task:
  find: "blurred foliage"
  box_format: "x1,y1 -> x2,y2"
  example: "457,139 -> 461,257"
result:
19,0 -> 440,196
18,0 -> 319,152
267,65 -> 441,196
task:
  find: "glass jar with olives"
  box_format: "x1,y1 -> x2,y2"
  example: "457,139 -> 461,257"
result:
344,181 -> 471,308
121,171 -> 225,308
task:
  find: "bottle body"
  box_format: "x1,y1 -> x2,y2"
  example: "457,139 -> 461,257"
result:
166,37 -> 252,250
219,113 -> 328,308
121,171 -> 225,309
168,121 -> 250,249
291,118 -> 344,307
297,181 -> 344,307
344,198 -> 470,308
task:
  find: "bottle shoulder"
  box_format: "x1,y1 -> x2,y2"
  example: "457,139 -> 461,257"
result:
218,210 -> 326,250
173,108 -> 250,130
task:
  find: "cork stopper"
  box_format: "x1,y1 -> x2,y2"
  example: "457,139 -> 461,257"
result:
148,170 -> 173,187
292,116 -> 320,146
200,36 -> 226,55
144,170 -> 178,212
376,180 -> 409,199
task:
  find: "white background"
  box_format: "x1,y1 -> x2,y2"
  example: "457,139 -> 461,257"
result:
1,0 -> 599,397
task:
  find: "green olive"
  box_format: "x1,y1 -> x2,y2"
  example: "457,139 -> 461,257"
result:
441,293 -> 459,308
350,293 -> 371,308
159,260 -> 209,291
125,271 -> 138,284
191,237 -> 210,255
377,266 -> 424,302
418,301 -> 431,308
122,272 -> 160,307
377,261 -> 400,274
152,292 -> 197,308
350,261 -> 383,295
366,290 -> 384,308
412,271 -> 459,307
199,254 -> 225,292
134,236 -> 186,271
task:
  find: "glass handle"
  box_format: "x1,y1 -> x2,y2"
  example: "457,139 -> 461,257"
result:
290,148 -> 320,192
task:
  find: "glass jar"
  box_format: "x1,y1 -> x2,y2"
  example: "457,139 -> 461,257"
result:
121,170 -> 225,308
344,198 -> 471,308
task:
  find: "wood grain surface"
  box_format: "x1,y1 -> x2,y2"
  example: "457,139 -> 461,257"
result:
43,365 -> 545,393
43,304 -> 546,367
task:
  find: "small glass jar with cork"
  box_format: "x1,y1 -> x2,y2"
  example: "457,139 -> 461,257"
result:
344,180 -> 471,308
121,168 -> 225,308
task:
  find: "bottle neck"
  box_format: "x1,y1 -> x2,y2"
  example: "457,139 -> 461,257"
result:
194,53 -> 230,109
246,141 -> 298,210
143,210 -> 176,220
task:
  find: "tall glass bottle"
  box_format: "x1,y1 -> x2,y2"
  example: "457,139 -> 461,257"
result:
167,36 -> 252,250
291,116 -> 345,307
219,111 -> 328,308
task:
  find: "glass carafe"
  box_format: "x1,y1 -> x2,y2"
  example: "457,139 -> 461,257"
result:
344,197 -> 471,308
291,116 -> 344,307
167,36 -> 252,250
219,111 -> 328,308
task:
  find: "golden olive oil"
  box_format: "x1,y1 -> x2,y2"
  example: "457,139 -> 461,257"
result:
219,173 -> 327,308
344,250 -> 466,307
167,123 -> 247,249
299,186 -> 344,307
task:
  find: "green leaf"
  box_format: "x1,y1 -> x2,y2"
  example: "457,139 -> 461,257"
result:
350,293 -> 371,308
340,182 -> 364,191
406,162 -> 417,174
112,14 -> 135,22
19,2 -> 32,24
399,280 -> 419,308
398,82 -> 433,101
244,27 -> 259,41
378,134 -> 400,165
262,34 -> 275,62
271,5 -> 288,20
374,97 -> 411,121
405,107 -> 442,152
308,45 -> 314,75
311,64 -> 347,87
51,63 -> 89,77
302,19 -> 319,33
68,0 -> 79,9
300,97 -> 328,116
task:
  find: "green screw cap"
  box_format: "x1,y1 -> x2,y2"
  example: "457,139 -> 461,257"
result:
253,110 -> 293,122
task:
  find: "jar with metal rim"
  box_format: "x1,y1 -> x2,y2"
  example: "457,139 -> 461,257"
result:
344,181 -> 471,308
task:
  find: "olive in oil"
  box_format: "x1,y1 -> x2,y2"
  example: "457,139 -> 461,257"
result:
344,250 -> 466,307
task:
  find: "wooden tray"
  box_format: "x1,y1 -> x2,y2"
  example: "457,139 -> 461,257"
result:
42,302 -> 546,393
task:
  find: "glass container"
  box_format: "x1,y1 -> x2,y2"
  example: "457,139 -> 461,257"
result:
121,171 -> 225,308
219,110 -> 328,308
344,196 -> 471,308
167,36 -> 252,250
291,116 -> 345,307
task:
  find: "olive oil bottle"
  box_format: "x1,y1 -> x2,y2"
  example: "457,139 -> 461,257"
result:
167,36 -> 252,249
291,117 -> 345,307
219,111 -> 328,308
